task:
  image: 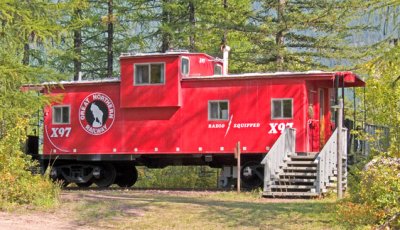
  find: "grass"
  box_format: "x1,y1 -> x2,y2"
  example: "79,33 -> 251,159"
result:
64,189 -> 346,229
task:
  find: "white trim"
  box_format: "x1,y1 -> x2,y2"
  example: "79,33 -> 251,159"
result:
214,64 -> 223,75
208,100 -> 229,121
52,105 -> 71,125
271,98 -> 293,120
44,125 -> 69,152
134,62 -> 166,86
181,56 -> 190,76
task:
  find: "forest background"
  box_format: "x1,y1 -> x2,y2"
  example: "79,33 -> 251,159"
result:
0,0 -> 399,228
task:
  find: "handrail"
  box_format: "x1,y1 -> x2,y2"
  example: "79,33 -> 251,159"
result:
315,128 -> 347,194
261,128 -> 296,192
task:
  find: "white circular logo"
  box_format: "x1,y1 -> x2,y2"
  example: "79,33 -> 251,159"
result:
79,93 -> 115,135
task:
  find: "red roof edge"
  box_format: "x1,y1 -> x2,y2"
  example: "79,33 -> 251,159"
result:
335,71 -> 365,87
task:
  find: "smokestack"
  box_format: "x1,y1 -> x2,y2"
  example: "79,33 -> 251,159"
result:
222,45 -> 230,75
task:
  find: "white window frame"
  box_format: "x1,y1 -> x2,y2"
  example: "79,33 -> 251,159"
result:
208,100 -> 229,121
52,105 -> 71,125
181,56 -> 190,76
214,64 -> 222,75
134,62 -> 166,85
271,98 -> 293,119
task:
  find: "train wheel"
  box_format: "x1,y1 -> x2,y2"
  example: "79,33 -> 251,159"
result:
76,181 -> 93,188
241,161 -> 264,189
116,164 -> 138,188
94,163 -> 116,188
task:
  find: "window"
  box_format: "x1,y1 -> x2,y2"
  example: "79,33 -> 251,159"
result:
272,99 -> 293,119
208,101 -> 229,120
134,63 -> 165,85
181,57 -> 189,76
52,106 -> 70,124
214,64 -> 222,75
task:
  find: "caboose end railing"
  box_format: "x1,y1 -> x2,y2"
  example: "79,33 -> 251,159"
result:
261,128 -> 296,192
315,128 -> 348,194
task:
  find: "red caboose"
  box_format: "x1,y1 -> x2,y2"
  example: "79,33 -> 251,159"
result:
29,50 -> 364,188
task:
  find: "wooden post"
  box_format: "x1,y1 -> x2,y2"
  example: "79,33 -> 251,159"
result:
337,99 -> 343,199
234,141 -> 241,193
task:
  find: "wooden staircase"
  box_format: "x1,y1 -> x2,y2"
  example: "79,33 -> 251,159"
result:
263,154 -> 319,197
261,128 -> 347,198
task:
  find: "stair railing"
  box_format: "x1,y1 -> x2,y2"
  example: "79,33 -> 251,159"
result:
261,128 -> 296,192
315,128 -> 347,194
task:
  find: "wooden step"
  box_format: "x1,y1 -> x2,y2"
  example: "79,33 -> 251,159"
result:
283,166 -> 317,171
285,161 -> 317,166
270,185 -> 315,189
280,172 -> 317,177
262,192 -> 319,198
275,178 -> 315,183
289,155 -> 316,160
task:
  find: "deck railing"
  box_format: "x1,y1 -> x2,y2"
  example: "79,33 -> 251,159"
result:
315,128 -> 347,194
261,128 -> 296,192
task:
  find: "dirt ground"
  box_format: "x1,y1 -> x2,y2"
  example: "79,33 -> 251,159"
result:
0,189 -> 318,230
0,191 -> 94,230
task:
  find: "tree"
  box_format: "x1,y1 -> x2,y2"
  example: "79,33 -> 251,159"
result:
0,0 -> 62,206
248,0 -> 366,71
351,0 -> 400,155
147,0 -> 253,73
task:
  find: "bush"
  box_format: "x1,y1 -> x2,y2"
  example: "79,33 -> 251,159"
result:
0,118 -> 59,208
135,166 -> 219,189
337,156 -> 400,228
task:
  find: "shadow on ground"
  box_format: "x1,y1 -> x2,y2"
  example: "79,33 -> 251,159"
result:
63,190 -> 338,229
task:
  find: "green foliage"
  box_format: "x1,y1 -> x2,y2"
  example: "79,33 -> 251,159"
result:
48,0 -> 370,77
0,118 -> 60,208
356,0 -> 400,156
248,0 -> 367,71
0,0 -> 62,208
135,166 -> 219,189
337,157 -> 400,228
361,48 -> 400,156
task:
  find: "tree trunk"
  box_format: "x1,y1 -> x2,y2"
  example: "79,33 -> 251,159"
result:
73,8 -> 82,81
161,0 -> 171,52
22,43 -> 29,65
107,0 -> 114,78
188,1 -> 195,51
222,0 -> 228,46
276,0 -> 286,70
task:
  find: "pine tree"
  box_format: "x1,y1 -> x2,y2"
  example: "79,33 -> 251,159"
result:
356,1 -> 400,154
249,0 -> 366,71
0,0 -> 62,206
75,0 -> 151,79
145,0 -> 253,73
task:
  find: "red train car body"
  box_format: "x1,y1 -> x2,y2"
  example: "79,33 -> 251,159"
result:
33,51 -> 364,188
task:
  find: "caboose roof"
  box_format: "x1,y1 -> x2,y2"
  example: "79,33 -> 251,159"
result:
25,70 -> 364,90
119,51 -> 218,60
183,71 -> 365,87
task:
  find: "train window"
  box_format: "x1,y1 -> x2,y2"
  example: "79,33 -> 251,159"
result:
214,64 -> 222,75
271,99 -> 293,119
181,57 -> 189,76
134,63 -> 165,85
52,106 -> 70,124
208,101 -> 229,120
